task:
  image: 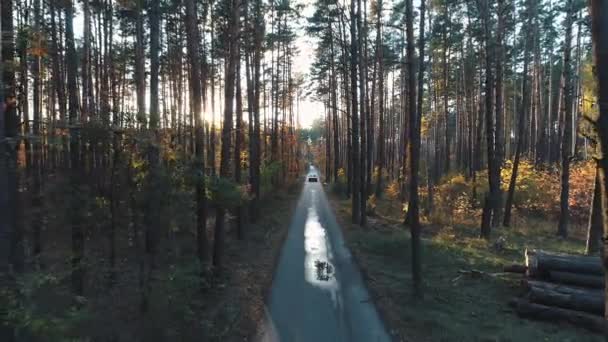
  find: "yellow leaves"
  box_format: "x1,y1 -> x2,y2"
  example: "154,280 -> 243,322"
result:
372,166 -> 380,182
429,160 -> 595,224
131,156 -> 145,170
164,149 -> 178,163
28,31 -> 47,57
569,160 -> 596,220
420,116 -> 430,138
240,150 -> 249,169
580,58 -> 599,121
385,180 -> 401,201
436,173 -> 473,219
500,159 -> 539,192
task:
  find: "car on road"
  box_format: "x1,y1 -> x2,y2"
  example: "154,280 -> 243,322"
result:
308,174 -> 319,182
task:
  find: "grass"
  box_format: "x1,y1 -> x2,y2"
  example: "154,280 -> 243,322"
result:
330,195 -> 604,342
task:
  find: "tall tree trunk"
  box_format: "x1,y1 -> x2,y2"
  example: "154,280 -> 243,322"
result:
491,0 -> 505,228
82,0 -> 91,122
66,0 -> 85,296
250,0 -> 263,222
235,54 -> 244,239
0,2 -> 14,338
479,0 -> 497,240
135,0 -> 146,127
31,0 -> 43,261
587,0 -> 608,323
586,167 -> 602,255
50,3 -> 67,165
557,0 -> 575,238
350,0 -> 361,224
442,3 -> 450,175
139,0 -> 162,313
330,22 -> 340,184
17,6 -> 29,171
357,0 -> 367,226
214,0 -> 240,270
374,0 -> 385,198
405,0 -> 423,296
150,0 -> 161,129
504,0 -> 533,227
185,0 -> 209,272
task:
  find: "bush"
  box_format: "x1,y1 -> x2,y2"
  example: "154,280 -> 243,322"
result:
3,271 -> 91,341
207,176 -> 248,209
385,180 -> 401,201
432,159 -> 595,223
330,168 -> 348,196
260,161 -> 282,194
436,174 -> 474,218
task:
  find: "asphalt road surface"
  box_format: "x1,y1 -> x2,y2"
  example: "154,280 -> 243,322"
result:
258,167 -> 392,342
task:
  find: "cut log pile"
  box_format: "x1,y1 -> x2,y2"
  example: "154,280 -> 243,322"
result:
505,249 -> 607,334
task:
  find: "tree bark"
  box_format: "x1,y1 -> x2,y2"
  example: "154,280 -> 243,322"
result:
586,167 -> 603,255
214,0 -> 240,270
251,0 -> 263,222
374,0 -> 385,198
510,298 -> 608,333
528,284 -> 604,316
350,0 -> 361,224
0,2 -> 15,337
504,0 -> 533,227
357,0 -> 367,226
557,0 -> 575,238
185,0 -> 209,271
479,0 -> 496,239
405,0 -> 423,296
491,0 -> 505,228
135,0 -> 146,127
65,0 -> 85,296
235,54 -> 244,239
549,271 -> 605,289
525,249 -> 604,277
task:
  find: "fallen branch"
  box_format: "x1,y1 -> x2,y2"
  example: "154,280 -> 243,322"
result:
451,269 -> 510,284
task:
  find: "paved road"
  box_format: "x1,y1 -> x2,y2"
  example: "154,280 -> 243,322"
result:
258,167 -> 392,342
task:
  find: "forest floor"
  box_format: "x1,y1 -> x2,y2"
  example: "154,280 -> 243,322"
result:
196,186 -> 301,341
329,193 -> 605,342
26,184 -> 301,342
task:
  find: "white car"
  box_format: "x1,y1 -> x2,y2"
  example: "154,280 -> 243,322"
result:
308,174 -> 319,182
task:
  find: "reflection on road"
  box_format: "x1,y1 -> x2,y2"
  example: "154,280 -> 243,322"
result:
304,190 -> 339,300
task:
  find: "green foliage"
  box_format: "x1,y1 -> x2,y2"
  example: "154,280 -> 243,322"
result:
207,176 -> 248,208
299,118 -> 325,143
330,167 -> 347,196
2,271 -> 92,341
330,181 -> 347,196
260,161 -> 282,194
161,262 -> 210,324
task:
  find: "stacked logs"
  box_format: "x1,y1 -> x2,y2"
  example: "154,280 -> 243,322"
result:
506,249 -> 607,334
